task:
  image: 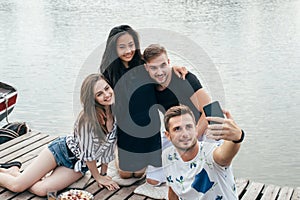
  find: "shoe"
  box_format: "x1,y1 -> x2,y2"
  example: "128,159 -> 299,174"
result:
0,161 -> 22,169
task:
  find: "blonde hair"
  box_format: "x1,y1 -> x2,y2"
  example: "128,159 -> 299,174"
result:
78,73 -> 111,141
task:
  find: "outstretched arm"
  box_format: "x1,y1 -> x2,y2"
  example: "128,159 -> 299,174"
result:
206,110 -> 243,166
190,88 -> 211,138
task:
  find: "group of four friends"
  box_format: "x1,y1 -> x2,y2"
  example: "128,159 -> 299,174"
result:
0,25 -> 244,199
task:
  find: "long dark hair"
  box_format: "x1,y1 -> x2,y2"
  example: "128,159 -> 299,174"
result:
78,73 -> 112,141
99,25 -> 143,87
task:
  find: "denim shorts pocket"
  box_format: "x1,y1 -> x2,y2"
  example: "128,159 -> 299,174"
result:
59,141 -> 70,160
48,137 -> 76,169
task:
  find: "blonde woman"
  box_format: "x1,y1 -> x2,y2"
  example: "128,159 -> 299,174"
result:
0,74 -> 119,196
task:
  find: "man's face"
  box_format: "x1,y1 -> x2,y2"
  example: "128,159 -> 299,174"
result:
165,113 -> 198,152
145,53 -> 172,86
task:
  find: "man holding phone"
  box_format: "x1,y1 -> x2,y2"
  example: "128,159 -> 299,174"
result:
163,105 -> 243,199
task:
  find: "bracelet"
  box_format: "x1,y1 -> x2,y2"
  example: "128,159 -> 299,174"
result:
100,172 -> 107,176
232,129 -> 245,143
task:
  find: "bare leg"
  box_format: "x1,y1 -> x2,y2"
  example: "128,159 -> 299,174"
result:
0,148 -> 57,193
29,166 -> 82,196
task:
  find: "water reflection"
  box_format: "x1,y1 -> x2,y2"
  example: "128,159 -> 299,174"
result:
0,0 -> 299,187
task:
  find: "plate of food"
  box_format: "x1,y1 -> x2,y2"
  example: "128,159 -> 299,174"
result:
58,189 -> 94,200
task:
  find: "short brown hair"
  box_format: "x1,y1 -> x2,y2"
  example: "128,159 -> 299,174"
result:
143,44 -> 168,63
164,105 -> 196,131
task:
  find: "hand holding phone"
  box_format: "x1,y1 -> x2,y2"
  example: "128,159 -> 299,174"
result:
203,101 -> 224,124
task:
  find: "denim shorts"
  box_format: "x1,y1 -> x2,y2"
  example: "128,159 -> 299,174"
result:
48,136 -> 88,174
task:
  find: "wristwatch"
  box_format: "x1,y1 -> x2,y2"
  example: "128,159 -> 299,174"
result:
232,129 -> 245,143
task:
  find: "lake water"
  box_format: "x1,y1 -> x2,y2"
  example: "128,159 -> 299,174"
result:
1,0 -> 299,187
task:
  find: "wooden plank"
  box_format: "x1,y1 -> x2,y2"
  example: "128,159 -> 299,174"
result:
128,194 -> 147,200
8,191 -> 36,200
261,184 -> 280,200
277,186 -> 294,200
0,189 -> 19,199
30,196 -> 46,200
235,178 -> 249,197
108,182 -> 141,200
0,133 -> 49,159
291,187 -> 300,200
93,186 -> 118,199
241,181 -> 264,200
1,135 -> 57,163
0,132 -> 40,151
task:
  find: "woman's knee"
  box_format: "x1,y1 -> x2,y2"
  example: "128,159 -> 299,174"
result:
28,182 -> 48,196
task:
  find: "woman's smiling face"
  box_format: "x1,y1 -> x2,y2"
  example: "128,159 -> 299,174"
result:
116,33 -> 136,67
94,79 -> 114,106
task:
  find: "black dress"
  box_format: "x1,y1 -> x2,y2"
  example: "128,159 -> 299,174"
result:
104,64 -> 162,171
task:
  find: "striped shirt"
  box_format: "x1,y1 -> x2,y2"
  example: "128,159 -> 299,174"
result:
66,119 -> 117,173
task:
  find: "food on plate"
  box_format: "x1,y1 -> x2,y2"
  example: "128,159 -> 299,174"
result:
58,189 -> 93,200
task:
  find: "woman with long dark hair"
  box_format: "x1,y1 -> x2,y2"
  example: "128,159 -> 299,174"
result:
100,25 -> 143,88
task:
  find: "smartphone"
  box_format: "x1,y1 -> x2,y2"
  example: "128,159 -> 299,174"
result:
203,101 -> 224,124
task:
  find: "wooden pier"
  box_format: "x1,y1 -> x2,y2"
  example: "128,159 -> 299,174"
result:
0,132 -> 299,200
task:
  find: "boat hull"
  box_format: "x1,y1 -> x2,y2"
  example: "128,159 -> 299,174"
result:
0,82 -> 18,122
